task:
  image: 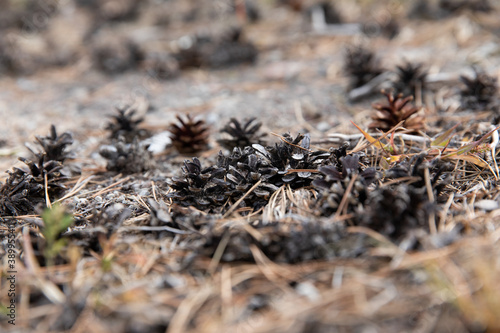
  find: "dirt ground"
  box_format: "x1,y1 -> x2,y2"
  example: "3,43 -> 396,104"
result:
2,0 -> 500,332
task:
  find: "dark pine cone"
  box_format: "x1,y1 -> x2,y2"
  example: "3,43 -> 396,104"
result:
0,154 -> 66,216
369,90 -> 425,133
393,62 -> 427,97
385,154 -> 453,203
199,219 -> 355,264
359,184 -> 432,242
76,0 -> 140,22
169,114 -> 209,154
168,157 -> 229,211
253,133 -> 331,189
439,0 -> 493,14
168,134 -> 337,213
460,69 -> 498,111
168,150 -> 281,213
313,154 -> 377,217
91,35 -> 143,74
217,147 -> 281,207
99,137 -> 154,174
32,125 -> 73,163
218,117 -> 267,150
142,52 -> 180,80
173,27 -> 258,69
202,41 -> 257,69
343,46 -> 384,89
106,106 -> 149,142
305,2 -> 343,24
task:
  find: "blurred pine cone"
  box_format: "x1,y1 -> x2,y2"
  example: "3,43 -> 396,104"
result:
99,137 -> 154,174
106,106 -> 149,142
173,27 -> 257,69
142,52 -> 180,80
199,218 -> 355,263
460,69 -> 498,111
313,154 -> 376,217
393,62 -> 427,97
439,0 -> 493,14
169,114 -> 209,154
359,184 -> 431,241
343,46 -> 384,89
218,117 -> 266,150
91,35 -> 143,74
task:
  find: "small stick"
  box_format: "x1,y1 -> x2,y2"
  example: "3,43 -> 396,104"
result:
120,226 -> 190,234
55,175 -> 94,203
91,176 -> 130,198
44,173 -> 52,209
424,167 -> 437,234
324,133 -> 431,144
334,174 -> 357,220
151,181 -> 158,202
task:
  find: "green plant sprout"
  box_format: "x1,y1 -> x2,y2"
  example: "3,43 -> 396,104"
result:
41,203 -> 74,266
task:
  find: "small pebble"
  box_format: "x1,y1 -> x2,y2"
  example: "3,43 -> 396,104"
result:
475,199 -> 498,211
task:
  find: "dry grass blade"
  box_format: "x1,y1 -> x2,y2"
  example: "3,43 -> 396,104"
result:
55,175 -> 94,203
424,167 -> 437,234
168,285 -> 213,333
44,173 -> 52,209
90,176 -> 131,198
208,231 -> 231,274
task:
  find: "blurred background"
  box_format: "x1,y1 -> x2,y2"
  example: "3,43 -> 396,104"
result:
0,0 -> 499,166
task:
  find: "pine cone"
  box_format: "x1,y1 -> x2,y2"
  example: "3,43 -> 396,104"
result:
0,154 -> 66,216
369,90 -> 425,133
173,28 -> 258,69
253,133 -> 331,189
106,106 -> 149,142
33,125 -> 73,162
313,154 -> 376,217
343,46 -> 384,89
218,117 -> 266,150
218,147 -> 280,205
439,0 -> 493,14
359,184 -> 431,241
460,69 -> 498,111
0,173 -> 34,216
203,42 -> 257,69
385,154 -> 453,203
168,157 -> 229,210
169,114 -> 209,154
91,35 -> 143,74
168,149 -> 280,212
142,52 -> 180,80
199,219 -> 353,263
393,62 -> 427,97
99,137 -> 154,174
77,0 -> 140,22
